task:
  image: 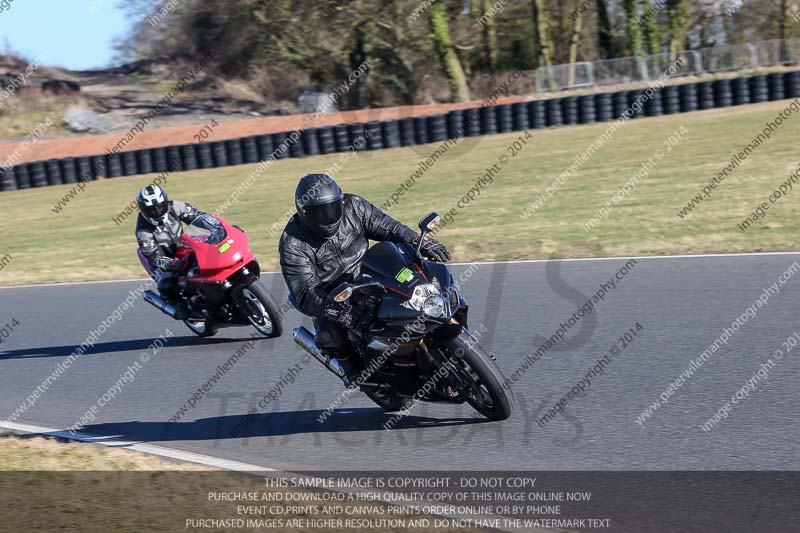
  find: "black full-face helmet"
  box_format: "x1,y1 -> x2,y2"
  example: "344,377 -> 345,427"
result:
137,185 -> 170,225
295,173 -> 344,239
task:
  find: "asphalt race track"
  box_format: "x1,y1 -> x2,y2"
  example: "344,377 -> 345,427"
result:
2,253 -> 799,472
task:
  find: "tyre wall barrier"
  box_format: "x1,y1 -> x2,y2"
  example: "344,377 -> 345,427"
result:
785,71 -> 800,98
545,98 -> 563,126
181,143 -> 199,171
644,89 -> 663,117
612,91 -> 629,119
136,149 -> 154,175
733,77 -> 750,105
496,104 -> 514,133
464,108 -> 482,136
15,163 -> 31,189
256,134 -> 274,161
413,117 -> 429,145
366,121 -> 384,149
317,126 -> 338,153
6,69 -> 800,192
578,95 -> 596,124
0,168 -> 16,191
227,138 -> 245,165
662,86 -> 680,115
511,102 -> 530,131
380,120 -> 402,148
197,142 -> 214,169
480,106 -> 498,134
446,110 -> 465,139
427,115 -> 448,142
106,153 -> 123,178
768,72 -> 785,101
241,136 -> 260,164
712,79 -> 733,107
151,147 -> 169,172
595,93 -> 613,122
302,128 -> 321,156
165,146 -> 182,173
349,122 -> 368,151
679,83 -> 698,112
272,132 -> 290,159
30,161 -> 47,187
749,75 -> 769,103
698,81 -> 715,109
121,151 -> 138,176
60,157 -> 78,184
76,156 -> 93,183
561,96 -> 578,125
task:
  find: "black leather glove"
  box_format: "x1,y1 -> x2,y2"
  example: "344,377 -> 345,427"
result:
413,234 -> 451,262
323,301 -> 354,328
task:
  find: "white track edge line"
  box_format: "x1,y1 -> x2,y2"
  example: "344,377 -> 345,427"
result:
2,250 -> 799,290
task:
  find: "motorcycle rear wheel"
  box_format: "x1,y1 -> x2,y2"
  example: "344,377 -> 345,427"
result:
445,331 -> 513,421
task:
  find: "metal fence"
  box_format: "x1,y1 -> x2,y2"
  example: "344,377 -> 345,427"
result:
535,38 -> 800,92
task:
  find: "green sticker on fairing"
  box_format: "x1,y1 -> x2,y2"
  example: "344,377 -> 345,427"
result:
395,267 -> 414,283
218,243 -> 231,253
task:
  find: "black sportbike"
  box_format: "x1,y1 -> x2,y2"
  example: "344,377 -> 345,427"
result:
292,213 -> 513,421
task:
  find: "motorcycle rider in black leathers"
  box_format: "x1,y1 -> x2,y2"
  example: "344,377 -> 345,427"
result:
279,173 -> 451,381
135,184 -> 207,320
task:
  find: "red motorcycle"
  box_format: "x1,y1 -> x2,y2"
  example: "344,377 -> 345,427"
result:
139,214 -> 283,338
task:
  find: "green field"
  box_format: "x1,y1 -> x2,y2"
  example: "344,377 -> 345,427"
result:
1,100 -> 799,286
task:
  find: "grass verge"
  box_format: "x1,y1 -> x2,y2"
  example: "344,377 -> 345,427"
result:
0,100 -> 798,285
0,434 -> 468,532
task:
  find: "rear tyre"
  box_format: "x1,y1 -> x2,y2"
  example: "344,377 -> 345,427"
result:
235,281 -> 283,338
445,331 -> 513,421
364,388 -> 414,413
183,319 -> 218,337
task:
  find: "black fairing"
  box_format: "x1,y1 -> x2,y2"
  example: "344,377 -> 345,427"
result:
358,242 -> 466,340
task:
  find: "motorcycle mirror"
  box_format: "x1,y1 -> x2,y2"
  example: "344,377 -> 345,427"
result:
418,212 -> 441,235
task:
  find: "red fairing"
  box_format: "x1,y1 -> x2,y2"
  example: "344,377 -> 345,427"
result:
179,217 -> 255,284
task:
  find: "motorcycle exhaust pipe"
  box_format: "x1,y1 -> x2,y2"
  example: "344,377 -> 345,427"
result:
292,327 -> 346,379
143,290 -> 178,318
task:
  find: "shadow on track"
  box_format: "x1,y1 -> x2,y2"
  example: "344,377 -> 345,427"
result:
0,335 -> 259,360
78,408 -> 486,443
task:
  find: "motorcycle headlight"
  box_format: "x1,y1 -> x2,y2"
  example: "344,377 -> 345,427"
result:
402,283 -> 446,318
422,294 -> 446,318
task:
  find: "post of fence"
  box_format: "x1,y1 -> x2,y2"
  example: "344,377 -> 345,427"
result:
746,43 -> 758,69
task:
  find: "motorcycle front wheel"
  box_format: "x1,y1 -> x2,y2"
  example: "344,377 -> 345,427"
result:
234,281 -> 283,338
444,331 -> 513,421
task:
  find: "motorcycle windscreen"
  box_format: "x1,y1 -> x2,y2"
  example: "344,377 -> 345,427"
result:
360,242 -> 416,281
184,214 -> 227,245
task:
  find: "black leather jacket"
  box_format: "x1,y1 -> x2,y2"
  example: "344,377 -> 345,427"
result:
135,200 -> 206,271
279,194 -> 417,318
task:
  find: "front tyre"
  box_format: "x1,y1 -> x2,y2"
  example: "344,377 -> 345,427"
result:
235,282 -> 283,338
445,331 -> 513,421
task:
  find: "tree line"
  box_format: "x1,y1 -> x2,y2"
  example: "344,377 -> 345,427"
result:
117,0 -> 800,107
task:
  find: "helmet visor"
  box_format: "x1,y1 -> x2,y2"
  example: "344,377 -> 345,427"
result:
141,201 -> 169,221
305,200 -> 343,228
